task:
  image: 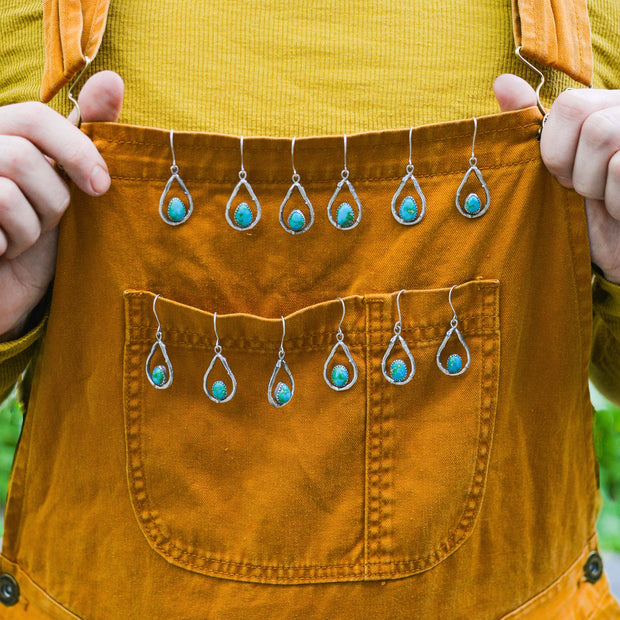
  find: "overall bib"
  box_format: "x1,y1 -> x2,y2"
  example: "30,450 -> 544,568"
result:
1,1 -> 619,618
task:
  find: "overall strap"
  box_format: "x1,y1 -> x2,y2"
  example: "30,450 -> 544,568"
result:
39,0 -> 593,103
41,0 -> 110,102
512,0 -> 593,86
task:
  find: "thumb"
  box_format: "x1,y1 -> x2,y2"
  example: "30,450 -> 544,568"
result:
67,70 -> 125,124
493,73 -> 537,112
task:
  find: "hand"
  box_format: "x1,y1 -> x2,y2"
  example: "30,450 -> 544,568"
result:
0,71 -> 124,341
494,74 -> 620,284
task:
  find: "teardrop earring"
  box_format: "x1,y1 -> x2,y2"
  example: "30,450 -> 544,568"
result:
279,137 -> 315,234
455,117 -> 490,218
268,316 -> 295,407
225,136 -> 261,230
323,297 -> 358,390
327,135 -> 362,230
436,285 -> 471,376
381,289 -> 416,384
159,129 -> 194,225
391,126 -> 426,225
145,295 -> 174,389
203,312 -> 237,403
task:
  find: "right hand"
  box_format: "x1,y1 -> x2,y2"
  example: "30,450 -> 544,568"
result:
0,71 -> 124,341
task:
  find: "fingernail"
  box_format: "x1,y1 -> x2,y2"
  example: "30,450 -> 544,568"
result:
90,165 -> 110,195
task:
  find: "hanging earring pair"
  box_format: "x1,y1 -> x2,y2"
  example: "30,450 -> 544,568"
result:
455,117 -> 490,218
159,130 -> 193,225
225,136 -> 261,230
436,285 -> 471,375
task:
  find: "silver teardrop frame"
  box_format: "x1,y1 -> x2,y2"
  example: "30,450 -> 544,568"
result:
381,334 -> 416,385
455,164 -> 490,219
267,359 -> 295,407
436,325 -> 471,376
225,176 -> 261,231
323,340 -> 358,391
279,180 -> 315,234
146,340 -> 174,389
391,167 -> 426,226
327,178 -> 362,230
203,352 -> 237,403
159,172 -> 194,226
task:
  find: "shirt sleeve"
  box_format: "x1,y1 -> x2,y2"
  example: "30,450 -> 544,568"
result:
590,271 -> 620,405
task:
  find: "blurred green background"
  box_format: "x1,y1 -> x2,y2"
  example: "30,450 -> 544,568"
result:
0,388 -> 619,548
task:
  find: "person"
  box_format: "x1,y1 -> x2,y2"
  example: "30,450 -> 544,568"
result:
0,0 -> 619,617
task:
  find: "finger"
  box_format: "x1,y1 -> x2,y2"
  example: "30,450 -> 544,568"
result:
572,105 -> 620,201
0,102 -> 109,196
604,150 -> 620,220
0,135 -> 71,232
493,74 -> 537,112
67,71 -> 125,125
541,89 -> 620,187
0,177 -> 42,260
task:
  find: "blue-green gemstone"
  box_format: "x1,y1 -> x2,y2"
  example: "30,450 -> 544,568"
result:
167,197 -> 187,222
234,202 -> 253,228
331,364 -> 349,387
336,202 -> 355,228
212,380 -> 227,401
390,359 -> 408,382
151,365 -> 167,386
399,196 -> 418,222
274,382 -> 292,405
447,354 -> 463,374
288,209 -> 306,231
464,193 -> 482,215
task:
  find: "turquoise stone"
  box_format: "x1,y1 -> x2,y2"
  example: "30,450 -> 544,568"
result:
274,382 -> 292,405
336,202 -> 355,228
399,196 -> 418,222
212,380 -> 227,401
167,197 -> 187,222
464,193 -> 482,215
390,359 -> 408,382
447,354 -> 463,374
151,365 -> 167,386
288,209 -> 306,231
331,364 -> 349,388
234,202 -> 253,228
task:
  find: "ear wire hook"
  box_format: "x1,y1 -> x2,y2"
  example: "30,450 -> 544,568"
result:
408,126 -> 414,171
515,46 -> 548,119
67,56 -> 93,129
279,315 -> 286,359
291,137 -> 298,180
169,130 -> 178,173
336,297 -> 346,340
448,284 -> 459,327
213,312 -> 222,353
395,289 -> 405,334
153,294 -> 163,340
470,117 -> 478,164
240,135 -> 246,176
342,134 -> 349,178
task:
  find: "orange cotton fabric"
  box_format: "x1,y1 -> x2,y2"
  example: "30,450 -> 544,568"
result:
1,110 -> 618,618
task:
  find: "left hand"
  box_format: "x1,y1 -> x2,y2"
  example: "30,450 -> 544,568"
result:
494,74 -> 620,284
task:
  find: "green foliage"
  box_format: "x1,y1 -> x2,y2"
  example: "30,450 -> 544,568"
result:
0,392 -> 23,537
594,400 -> 620,552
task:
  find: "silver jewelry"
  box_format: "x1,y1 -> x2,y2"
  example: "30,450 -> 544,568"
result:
145,294 -> 174,389
203,312 -> 237,403
279,137 -> 315,234
436,285 -> 471,376
391,126 -> 426,225
381,289 -> 415,384
327,135 -> 362,230
268,316 -> 295,407
225,136 -> 261,230
159,130 -> 193,225
455,117 -> 490,218
323,298 -> 358,390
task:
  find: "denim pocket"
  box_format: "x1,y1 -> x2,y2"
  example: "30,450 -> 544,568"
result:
123,279 -> 499,583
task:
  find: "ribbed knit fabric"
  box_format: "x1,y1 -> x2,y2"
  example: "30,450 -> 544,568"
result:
1,0 -> 619,134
